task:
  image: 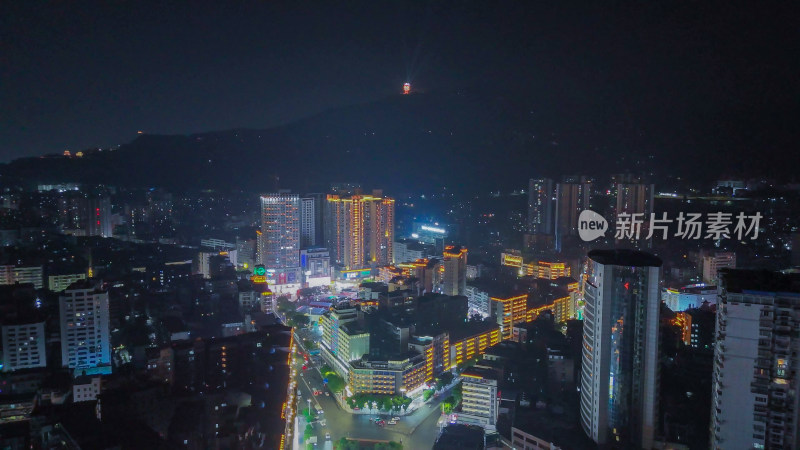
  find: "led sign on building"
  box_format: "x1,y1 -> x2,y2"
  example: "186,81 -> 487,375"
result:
251,265 -> 267,284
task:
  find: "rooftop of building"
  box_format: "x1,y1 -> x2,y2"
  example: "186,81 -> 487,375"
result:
663,283 -> 717,293
552,276 -> 579,286
721,269 -> 800,295
461,366 -> 499,380
73,374 -> 100,385
340,322 -> 368,336
443,245 -> 467,256
473,358 -> 506,372
162,316 -> 189,333
588,248 -> 662,267
468,277 -> 528,299
331,301 -> 359,312
352,350 -> 425,368
296,306 -> 329,316
0,309 -> 46,326
63,278 -> 106,293
360,281 -> 389,292
448,319 -> 500,343
43,401 -> 166,449
433,424 -> 485,450
482,341 -> 523,359
394,238 -> 433,252
512,407 -> 595,450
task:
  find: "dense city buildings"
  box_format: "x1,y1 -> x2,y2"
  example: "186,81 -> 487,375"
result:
580,249 -> 661,448
0,176 -> 795,449
0,3 -> 794,448
711,270 -> 800,449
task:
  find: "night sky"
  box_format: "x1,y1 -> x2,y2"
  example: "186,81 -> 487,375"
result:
1,1 -> 797,162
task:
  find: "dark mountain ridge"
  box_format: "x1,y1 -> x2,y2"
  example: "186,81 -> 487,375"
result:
1,86 -> 794,194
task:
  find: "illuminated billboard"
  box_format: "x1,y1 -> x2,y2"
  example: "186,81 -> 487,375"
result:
340,268 -> 372,280
251,265 -> 267,284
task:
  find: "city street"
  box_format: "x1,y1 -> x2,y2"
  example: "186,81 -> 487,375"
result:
292,327 -> 447,449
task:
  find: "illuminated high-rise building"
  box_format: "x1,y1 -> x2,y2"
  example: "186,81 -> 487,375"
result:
364,194 -> 394,265
86,196 -> 112,237
614,183 -> 654,246
326,195 -> 364,269
527,178 -> 553,235
325,192 -> 394,270
300,197 -> 316,249
60,280 -> 111,371
442,245 -> 467,296
306,193 -> 326,247
554,181 -> 591,251
580,249 -> 661,449
259,193 -> 301,270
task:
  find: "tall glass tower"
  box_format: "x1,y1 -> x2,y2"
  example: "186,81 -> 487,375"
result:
580,249 -> 661,448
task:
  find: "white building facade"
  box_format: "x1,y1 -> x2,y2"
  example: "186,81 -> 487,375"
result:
2,321 -> 47,371
711,270 -> 800,449
59,282 -> 111,371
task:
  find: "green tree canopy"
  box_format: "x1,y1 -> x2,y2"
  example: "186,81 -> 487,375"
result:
436,372 -> 454,390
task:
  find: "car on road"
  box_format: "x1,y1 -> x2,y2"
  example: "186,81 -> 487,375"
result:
388,420 -> 397,425
392,417 -> 400,421
325,432 -> 331,440
324,392 -> 330,396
